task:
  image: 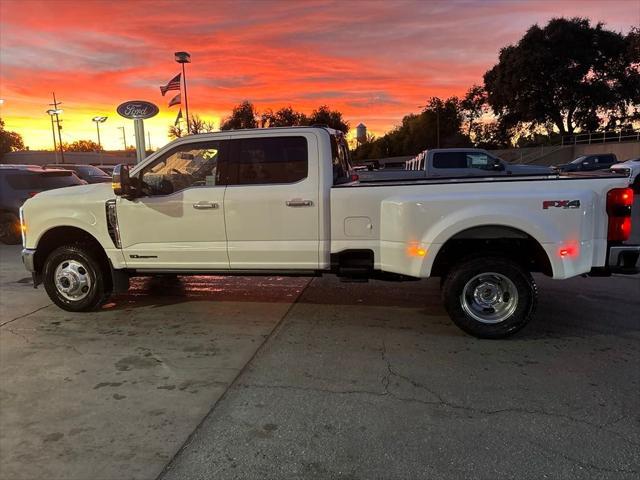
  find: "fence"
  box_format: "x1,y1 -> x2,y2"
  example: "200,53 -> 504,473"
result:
561,129 -> 640,146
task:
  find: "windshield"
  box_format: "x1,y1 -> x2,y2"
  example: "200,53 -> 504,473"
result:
80,165 -> 108,176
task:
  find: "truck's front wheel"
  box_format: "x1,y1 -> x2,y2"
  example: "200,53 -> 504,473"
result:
43,245 -> 111,312
442,257 -> 537,338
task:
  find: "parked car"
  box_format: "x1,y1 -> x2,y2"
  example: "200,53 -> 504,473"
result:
610,157 -> 640,192
44,164 -> 111,183
556,153 -> 618,173
20,127 -> 638,338
92,164 -> 116,176
359,148 -> 553,181
0,165 -> 85,244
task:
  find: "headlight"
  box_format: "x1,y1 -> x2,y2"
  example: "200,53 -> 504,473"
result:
105,199 -> 121,248
19,207 -> 26,247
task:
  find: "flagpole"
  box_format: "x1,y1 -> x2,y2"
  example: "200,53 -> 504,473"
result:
181,62 -> 190,134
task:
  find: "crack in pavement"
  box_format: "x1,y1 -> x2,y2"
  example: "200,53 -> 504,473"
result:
0,304 -> 52,328
238,339 -> 639,451
4,327 -> 84,355
156,277 -> 314,480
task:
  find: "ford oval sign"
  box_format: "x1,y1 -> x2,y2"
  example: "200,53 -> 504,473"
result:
117,101 -> 159,120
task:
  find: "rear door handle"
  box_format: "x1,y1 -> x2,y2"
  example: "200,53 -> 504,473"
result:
193,201 -> 219,210
286,199 -> 313,207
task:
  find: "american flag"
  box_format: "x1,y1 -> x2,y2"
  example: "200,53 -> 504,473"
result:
160,73 -> 181,96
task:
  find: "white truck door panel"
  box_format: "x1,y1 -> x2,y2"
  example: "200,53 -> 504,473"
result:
117,188 -> 228,269
224,133 -> 319,269
117,139 -> 230,269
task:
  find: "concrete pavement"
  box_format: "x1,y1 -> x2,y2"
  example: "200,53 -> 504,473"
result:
161,274 -> 640,480
0,245 -> 309,480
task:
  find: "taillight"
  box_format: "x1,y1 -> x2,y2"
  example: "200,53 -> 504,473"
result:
607,188 -> 633,242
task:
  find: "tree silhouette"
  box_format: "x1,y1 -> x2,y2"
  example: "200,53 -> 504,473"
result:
220,100 -> 258,130
308,105 -> 350,133
0,118 -> 24,158
484,18 -> 639,135
261,106 -> 307,128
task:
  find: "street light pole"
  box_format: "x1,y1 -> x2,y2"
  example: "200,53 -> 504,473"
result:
175,51 -> 191,133
48,113 -> 58,162
92,116 -> 107,150
49,92 -> 65,163
118,126 -> 127,151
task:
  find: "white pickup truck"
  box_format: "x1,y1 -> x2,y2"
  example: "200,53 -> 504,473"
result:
20,127 -> 639,338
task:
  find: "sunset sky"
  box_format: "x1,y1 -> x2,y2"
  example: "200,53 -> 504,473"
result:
1,0 -> 638,151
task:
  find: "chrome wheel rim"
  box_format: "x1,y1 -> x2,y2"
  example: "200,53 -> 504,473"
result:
54,259 -> 92,301
461,272 -> 518,324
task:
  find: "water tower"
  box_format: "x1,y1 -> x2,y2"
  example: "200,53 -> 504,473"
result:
356,123 -> 367,145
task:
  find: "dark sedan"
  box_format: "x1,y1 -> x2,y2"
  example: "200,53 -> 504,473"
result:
44,164 -> 111,183
0,165 -> 85,244
556,153 -> 618,173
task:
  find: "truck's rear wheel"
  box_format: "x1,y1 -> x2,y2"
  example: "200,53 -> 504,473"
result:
43,245 -> 111,312
442,257 -> 537,338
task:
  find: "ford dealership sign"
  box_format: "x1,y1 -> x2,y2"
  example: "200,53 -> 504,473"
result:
117,100 -> 159,120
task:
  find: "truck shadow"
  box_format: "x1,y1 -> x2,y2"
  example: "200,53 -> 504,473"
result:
104,274 -> 640,339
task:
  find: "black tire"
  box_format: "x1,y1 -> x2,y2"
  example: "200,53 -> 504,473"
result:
632,175 -> 640,194
0,212 -> 21,245
442,257 -> 537,339
43,244 -> 112,312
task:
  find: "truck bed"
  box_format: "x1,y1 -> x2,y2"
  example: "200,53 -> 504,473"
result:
354,169 -> 627,186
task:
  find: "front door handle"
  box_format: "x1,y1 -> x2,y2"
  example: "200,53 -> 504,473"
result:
193,201 -> 219,210
286,199 -> 313,207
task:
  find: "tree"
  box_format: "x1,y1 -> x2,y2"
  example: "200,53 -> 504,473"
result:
187,114 -> 217,134
169,114 -> 216,139
220,100 -> 258,130
168,123 -> 185,140
484,17 -> 639,135
352,96 -> 470,161
0,118 -> 25,158
62,139 -> 102,152
261,106 -> 308,128
308,105 -> 350,133
460,85 -> 488,136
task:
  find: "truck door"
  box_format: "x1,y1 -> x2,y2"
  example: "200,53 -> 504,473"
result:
116,138 -> 230,270
223,133 -> 320,270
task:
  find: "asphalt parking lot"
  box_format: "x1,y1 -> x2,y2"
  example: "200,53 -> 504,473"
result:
1,243 -> 639,480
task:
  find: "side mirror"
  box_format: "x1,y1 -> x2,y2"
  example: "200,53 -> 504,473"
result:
493,161 -> 506,171
112,164 -> 131,197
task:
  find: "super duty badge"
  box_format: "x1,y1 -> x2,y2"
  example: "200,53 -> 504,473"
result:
543,200 -> 581,209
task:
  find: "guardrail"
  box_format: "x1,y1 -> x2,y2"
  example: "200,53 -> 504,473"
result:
562,130 -> 640,146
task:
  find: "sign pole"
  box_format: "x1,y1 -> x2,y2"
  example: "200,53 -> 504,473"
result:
134,119 -> 146,164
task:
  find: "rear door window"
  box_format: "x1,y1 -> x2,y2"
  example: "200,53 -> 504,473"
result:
432,152 -> 468,169
227,136 -> 308,185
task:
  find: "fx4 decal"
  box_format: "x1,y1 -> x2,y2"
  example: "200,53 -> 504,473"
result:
543,200 -> 581,210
